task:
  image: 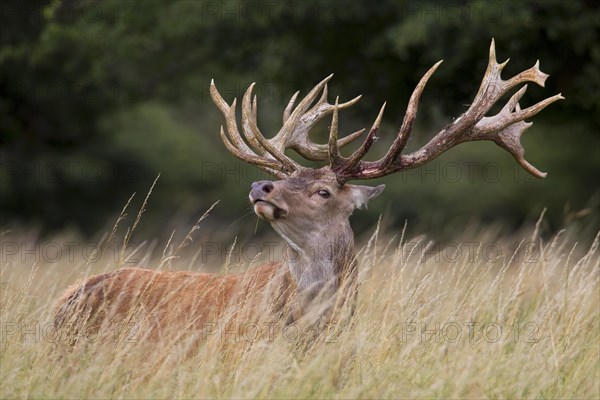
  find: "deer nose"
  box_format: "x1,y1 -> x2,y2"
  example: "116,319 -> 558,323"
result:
251,181 -> 274,194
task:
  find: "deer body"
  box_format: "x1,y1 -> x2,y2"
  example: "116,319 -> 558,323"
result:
54,40 -> 562,344
55,263 -> 289,342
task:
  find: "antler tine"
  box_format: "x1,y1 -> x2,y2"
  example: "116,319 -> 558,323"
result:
327,97 -> 370,168
332,102 -> 386,179
338,128 -> 366,146
218,127 -> 286,177
274,74 -> 334,147
210,82 -> 258,156
242,83 -> 301,172
281,81 -> 332,125
289,93 -> 364,160
332,39 -> 564,183
283,91 -> 300,123
318,83 -> 329,109
241,84 -> 300,173
344,102 -> 386,167
211,80 -> 295,177
237,84 -> 264,154
380,60 -> 443,168
328,98 -> 344,167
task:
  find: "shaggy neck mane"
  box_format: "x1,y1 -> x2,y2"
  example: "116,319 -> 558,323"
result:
277,221 -> 356,321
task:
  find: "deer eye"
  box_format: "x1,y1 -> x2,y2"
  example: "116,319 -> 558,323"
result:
317,189 -> 330,198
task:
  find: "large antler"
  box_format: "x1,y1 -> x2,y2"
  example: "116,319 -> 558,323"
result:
212,40 -> 563,183
210,75 -> 364,178
330,39 -> 564,183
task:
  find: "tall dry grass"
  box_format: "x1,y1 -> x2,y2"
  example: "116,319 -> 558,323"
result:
0,209 -> 598,399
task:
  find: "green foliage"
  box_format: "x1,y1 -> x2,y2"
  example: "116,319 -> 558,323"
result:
0,0 -> 598,237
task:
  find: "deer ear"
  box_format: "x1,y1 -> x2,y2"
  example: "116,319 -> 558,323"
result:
346,184 -> 385,210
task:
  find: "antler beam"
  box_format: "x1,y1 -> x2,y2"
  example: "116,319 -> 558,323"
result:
332,39 -> 564,182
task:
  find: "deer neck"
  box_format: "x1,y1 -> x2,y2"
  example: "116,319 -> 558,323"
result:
275,221 -> 356,296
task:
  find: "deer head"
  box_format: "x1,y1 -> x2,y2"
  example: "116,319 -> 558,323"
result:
210,39 -> 563,313
248,169 -> 384,253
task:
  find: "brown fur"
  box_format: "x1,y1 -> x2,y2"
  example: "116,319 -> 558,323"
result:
54,262 -> 293,345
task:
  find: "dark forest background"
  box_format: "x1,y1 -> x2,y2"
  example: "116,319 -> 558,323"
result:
1,0 -> 598,242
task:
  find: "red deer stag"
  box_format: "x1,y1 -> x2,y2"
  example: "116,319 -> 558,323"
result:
54,40 -> 562,344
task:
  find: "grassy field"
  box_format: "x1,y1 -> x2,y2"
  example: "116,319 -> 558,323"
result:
1,209 -> 598,399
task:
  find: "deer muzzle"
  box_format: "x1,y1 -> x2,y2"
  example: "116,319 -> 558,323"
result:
249,181 -> 288,221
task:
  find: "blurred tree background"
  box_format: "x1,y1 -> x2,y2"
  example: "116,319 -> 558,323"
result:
0,0 -> 598,241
